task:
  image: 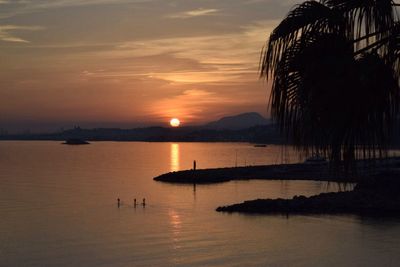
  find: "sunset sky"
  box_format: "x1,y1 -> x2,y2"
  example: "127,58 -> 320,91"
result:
0,0 -> 298,132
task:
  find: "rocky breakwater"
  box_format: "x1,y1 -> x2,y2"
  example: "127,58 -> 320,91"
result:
154,163 -> 338,184
216,169 -> 400,215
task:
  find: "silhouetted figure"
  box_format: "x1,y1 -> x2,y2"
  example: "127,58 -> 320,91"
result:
142,198 -> 146,207
134,198 -> 137,207
117,198 -> 120,208
193,160 -> 197,184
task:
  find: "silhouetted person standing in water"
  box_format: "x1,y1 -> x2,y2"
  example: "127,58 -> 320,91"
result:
134,198 -> 137,207
117,198 -> 120,208
142,198 -> 146,207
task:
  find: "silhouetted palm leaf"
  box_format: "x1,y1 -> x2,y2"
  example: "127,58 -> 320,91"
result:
261,1 -> 343,78
261,0 -> 400,174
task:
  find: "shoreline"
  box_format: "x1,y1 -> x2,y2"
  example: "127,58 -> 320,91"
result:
216,172 -> 400,215
154,160 -> 400,215
154,162 -> 369,184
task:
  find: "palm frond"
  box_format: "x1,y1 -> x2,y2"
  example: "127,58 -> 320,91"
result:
261,0 -> 400,173
324,0 -> 395,54
260,1 -> 342,79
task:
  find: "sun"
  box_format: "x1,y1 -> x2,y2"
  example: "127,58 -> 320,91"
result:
170,118 -> 180,127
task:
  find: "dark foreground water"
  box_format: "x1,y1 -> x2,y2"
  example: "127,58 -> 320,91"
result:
0,141 -> 399,266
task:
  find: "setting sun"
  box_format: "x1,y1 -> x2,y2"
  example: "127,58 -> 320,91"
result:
170,118 -> 180,127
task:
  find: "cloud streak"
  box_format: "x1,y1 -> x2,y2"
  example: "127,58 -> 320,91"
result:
24,0 -> 149,9
0,0 -> 152,18
0,25 -> 44,43
82,20 -> 277,84
168,8 -> 219,19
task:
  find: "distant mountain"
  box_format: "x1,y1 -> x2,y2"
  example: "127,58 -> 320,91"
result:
203,112 -> 269,130
0,112 -> 282,143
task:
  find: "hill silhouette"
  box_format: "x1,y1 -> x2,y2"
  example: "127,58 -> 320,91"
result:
0,113 -> 282,143
203,112 -> 269,130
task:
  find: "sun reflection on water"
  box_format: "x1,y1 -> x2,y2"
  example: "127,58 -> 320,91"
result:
168,209 -> 182,250
170,143 -> 180,172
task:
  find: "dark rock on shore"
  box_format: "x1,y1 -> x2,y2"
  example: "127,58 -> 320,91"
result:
216,192 -> 352,214
216,170 -> 400,215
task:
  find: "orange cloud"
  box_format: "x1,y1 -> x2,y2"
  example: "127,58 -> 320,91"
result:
147,88 -> 253,124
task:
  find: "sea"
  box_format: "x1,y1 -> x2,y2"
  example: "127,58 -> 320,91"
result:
1,141 -> 400,266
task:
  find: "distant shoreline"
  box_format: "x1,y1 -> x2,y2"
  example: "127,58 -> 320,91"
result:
0,124 -> 283,144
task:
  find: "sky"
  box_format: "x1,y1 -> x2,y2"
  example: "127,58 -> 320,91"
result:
0,0 -> 300,132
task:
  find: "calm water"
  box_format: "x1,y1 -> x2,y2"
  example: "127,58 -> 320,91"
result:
1,141 -> 400,266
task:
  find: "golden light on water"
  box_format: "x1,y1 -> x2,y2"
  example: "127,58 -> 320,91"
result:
168,209 -> 182,250
170,143 -> 180,172
170,118 -> 180,127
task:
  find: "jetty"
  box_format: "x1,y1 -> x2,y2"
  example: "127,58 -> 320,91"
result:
154,158 -> 400,215
154,162 -> 356,184
154,157 -> 400,184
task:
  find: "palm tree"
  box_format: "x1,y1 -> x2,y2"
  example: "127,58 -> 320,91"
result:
261,0 -> 400,172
